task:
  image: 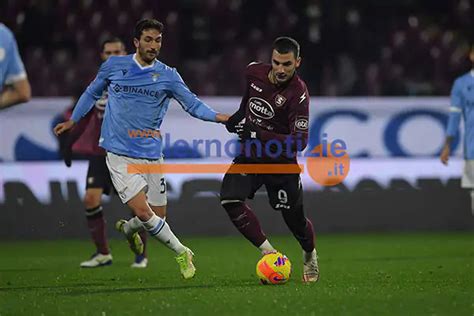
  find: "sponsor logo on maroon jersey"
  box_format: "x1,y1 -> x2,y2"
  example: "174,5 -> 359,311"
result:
275,94 -> 287,107
250,82 -> 262,92
249,97 -> 275,119
299,92 -> 307,104
295,116 -> 309,131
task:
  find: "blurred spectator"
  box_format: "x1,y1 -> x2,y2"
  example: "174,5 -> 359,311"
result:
0,0 -> 471,96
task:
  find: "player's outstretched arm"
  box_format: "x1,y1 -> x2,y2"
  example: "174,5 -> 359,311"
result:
53,90 -> 97,136
68,58 -> 112,124
216,113 -> 230,123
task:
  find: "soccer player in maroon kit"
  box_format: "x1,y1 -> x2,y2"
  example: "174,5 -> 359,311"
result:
60,38 -> 149,268
221,37 -> 319,282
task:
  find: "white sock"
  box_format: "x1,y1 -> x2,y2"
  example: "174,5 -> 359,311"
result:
304,249 -> 317,262
141,214 -> 186,254
123,216 -> 143,236
258,239 -> 276,254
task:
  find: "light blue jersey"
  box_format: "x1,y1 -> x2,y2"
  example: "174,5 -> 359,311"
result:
446,70 -> 474,159
0,23 -> 27,92
71,54 -> 218,159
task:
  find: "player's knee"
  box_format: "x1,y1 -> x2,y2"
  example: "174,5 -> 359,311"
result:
131,206 -> 150,220
150,205 -> 167,218
128,201 -> 151,219
84,192 -> 101,209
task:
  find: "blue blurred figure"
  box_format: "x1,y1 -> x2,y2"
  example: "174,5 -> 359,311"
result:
0,23 -> 31,110
441,43 -> 474,214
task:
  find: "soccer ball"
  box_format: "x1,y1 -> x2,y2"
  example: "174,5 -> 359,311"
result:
256,252 -> 291,285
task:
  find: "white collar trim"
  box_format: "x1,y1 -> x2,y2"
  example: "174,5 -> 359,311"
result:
470,69 -> 474,77
133,53 -> 155,70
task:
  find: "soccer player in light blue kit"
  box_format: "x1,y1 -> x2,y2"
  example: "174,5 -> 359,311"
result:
441,43 -> 474,214
54,19 -> 229,279
0,23 -> 31,109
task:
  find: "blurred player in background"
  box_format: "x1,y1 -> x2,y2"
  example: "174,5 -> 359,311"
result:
441,43 -> 474,215
54,19 -> 229,279
60,38 -> 150,268
222,37 -> 319,282
0,23 -> 31,110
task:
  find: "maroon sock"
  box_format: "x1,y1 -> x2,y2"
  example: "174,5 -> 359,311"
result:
223,202 -> 267,247
300,218 -> 316,253
282,207 -> 315,253
138,229 -> 148,258
85,206 -> 109,255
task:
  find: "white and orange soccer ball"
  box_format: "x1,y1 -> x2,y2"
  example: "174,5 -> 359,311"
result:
256,252 -> 291,285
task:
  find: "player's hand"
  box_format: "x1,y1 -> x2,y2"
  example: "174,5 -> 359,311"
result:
225,114 -> 244,133
54,120 -> 75,136
237,122 -> 259,140
216,113 -> 230,123
225,119 -> 242,133
440,144 -> 450,165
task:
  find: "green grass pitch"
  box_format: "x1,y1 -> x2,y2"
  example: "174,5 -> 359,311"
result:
0,233 -> 472,315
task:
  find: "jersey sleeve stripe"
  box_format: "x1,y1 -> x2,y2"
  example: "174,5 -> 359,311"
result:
449,106 -> 462,112
5,72 -> 27,84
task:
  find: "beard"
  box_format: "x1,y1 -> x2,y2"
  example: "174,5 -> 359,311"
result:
276,72 -> 288,82
273,70 -> 294,84
139,48 -> 158,63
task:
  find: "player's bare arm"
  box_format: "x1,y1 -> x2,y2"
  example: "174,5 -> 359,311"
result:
54,119 -> 76,136
0,78 -> 31,110
216,113 -> 230,123
440,137 -> 453,165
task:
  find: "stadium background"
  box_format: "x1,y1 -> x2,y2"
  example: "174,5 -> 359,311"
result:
1,0 -> 473,238
1,1 -> 473,315
1,0 -> 472,97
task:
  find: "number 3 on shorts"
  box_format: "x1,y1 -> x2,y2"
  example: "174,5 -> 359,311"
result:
160,178 -> 166,194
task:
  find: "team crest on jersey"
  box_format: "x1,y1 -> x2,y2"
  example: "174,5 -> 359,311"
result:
121,69 -> 128,76
151,72 -> 160,82
275,94 -> 287,107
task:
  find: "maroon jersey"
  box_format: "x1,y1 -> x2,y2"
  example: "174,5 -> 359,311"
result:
231,62 -> 310,163
64,91 -> 107,156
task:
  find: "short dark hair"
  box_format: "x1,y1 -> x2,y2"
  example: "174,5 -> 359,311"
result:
100,37 -> 124,51
134,19 -> 164,39
272,37 -> 300,58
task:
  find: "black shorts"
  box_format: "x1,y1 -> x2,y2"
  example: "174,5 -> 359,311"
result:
220,161 -> 303,211
73,154 -> 112,194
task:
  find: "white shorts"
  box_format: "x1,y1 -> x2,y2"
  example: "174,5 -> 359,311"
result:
461,160 -> 474,189
106,152 -> 167,205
